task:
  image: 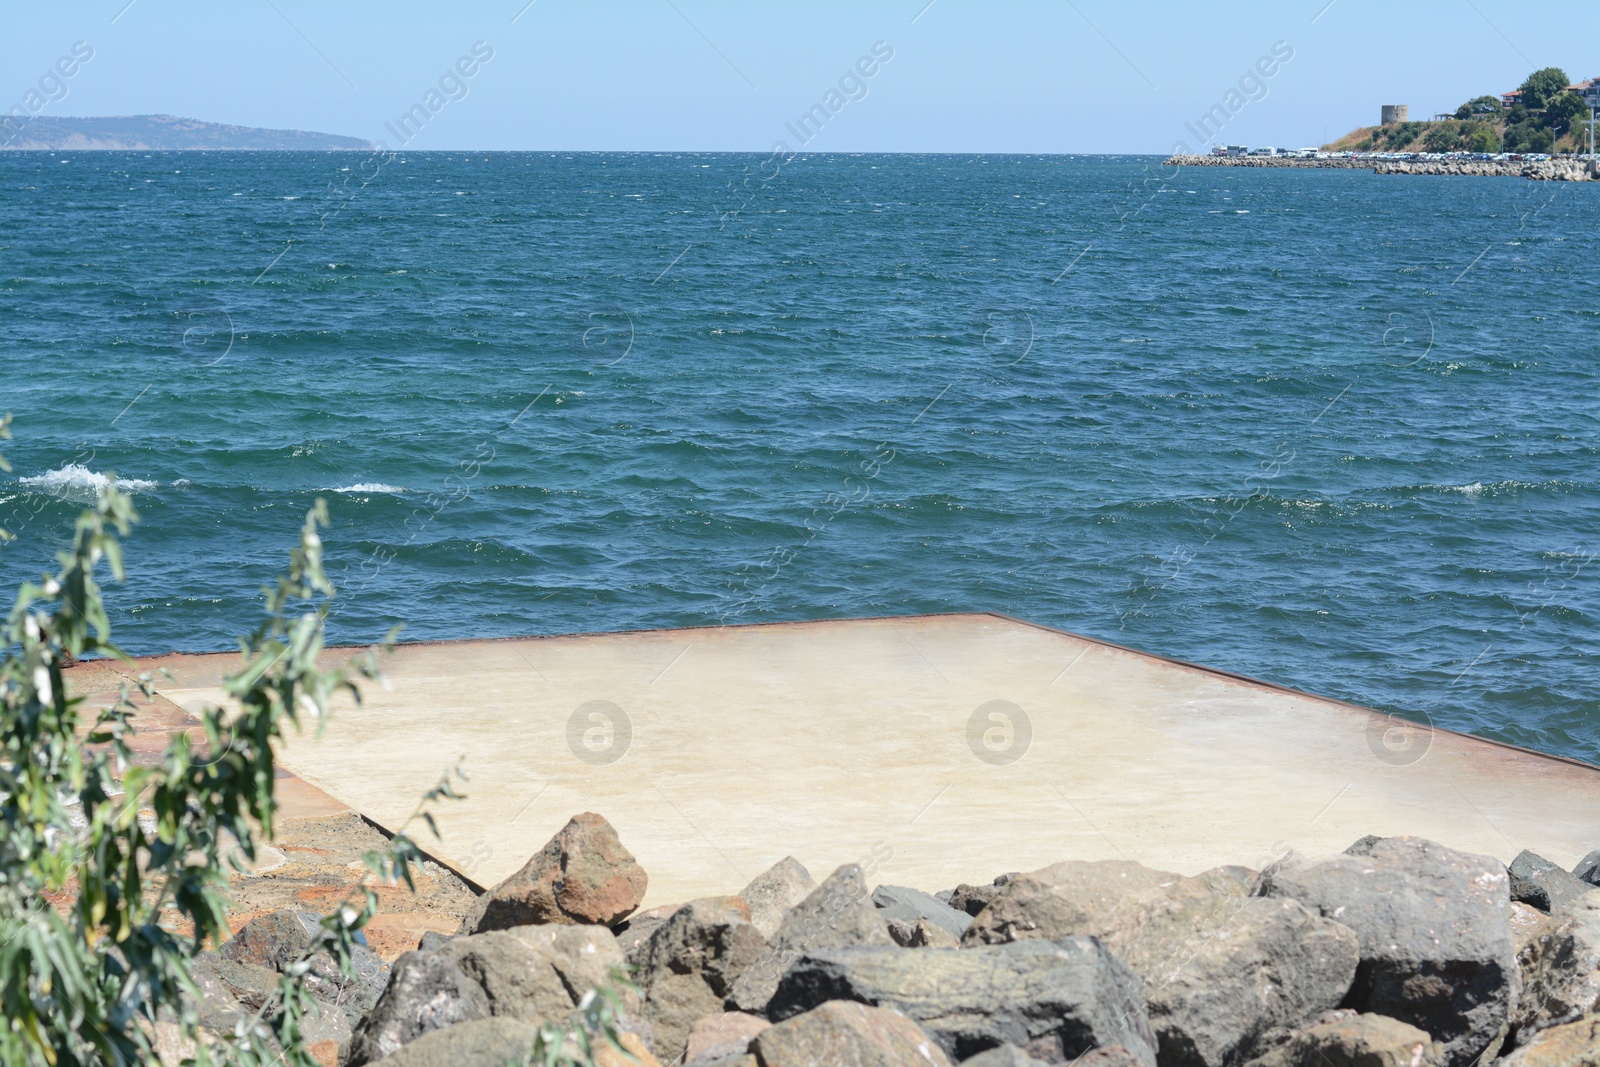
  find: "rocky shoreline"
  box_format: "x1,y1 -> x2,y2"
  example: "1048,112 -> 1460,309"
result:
176,814 -> 1600,1067
1165,154 -> 1600,181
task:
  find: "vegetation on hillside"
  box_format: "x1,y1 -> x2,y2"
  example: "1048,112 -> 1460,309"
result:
1323,66 -> 1594,154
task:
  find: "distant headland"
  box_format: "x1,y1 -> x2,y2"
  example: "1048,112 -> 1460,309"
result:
0,114 -> 373,151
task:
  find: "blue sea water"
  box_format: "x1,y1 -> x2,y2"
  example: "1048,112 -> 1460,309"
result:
1,151 -> 1597,762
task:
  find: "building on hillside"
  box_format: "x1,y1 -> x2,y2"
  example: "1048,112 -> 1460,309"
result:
1501,89 -> 1523,109
1381,104 -> 1408,124
1572,78 -> 1600,107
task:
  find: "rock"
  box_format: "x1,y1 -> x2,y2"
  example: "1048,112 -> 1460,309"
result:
1188,866 -> 1257,897
685,1012 -> 771,1064
617,903 -> 683,958
187,953 -> 251,1034
344,924 -> 628,1066
219,908 -> 389,1025
1243,1013 -> 1440,1067
1573,851 -> 1600,887
962,860 -> 1182,946
1498,1015 -> 1600,1067
417,931 -> 456,953
1513,889 -> 1600,1046
767,938 -> 1157,1067
459,812 -> 648,933
1512,902 -> 1561,948
1102,892 -> 1360,1067
1510,851 -> 1594,915
888,918 -> 961,949
944,873 -> 1020,918
635,896 -> 768,1062
738,857 -> 818,939
1256,836 -> 1518,1067
375,1017 -> 541,1067
873,885 -> 973,940
727,864 -> 893,1014
1079,1049 -> 1159,1067
958,1046 -> 1050,1067
751,1000 -> 953,1067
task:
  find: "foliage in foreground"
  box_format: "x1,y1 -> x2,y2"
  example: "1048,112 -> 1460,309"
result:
0,413 -> 438,1066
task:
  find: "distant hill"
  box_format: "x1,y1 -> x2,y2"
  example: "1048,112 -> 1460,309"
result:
1,114 -> 372,151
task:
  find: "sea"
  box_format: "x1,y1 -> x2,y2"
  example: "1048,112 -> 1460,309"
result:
1,152 -> 1596,762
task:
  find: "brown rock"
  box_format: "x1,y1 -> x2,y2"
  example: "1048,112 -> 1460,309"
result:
752,1001 -> 953,1067
962,860 -> 1183,945
1244,1013 -> 1440,1067
1494,1015 -> 1600,1067
685,1012 -> 772,1064
738,857 -> 818,939
459,813 -> 648,933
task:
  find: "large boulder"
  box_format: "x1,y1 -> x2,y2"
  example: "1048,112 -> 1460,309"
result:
767,938 -> 1157,1067
750,1000 -> 953,1067
344,924 -> 627,1066
962,860 -> 1183,946
1509,851 -> 1594,915
459,813 -> 648,933
1103,891 -> 1360,1067
1242,1013 -> 1440,1067
728,864 -> 894,1014
1255,836 -> 1518,1067
1513,889 -> 1600,1046
1573,851 -> 1600,887
738,858 -> 818,939
1498,1015 -> 1600,1067
873,886 -> 973,941
635,896 -> 769,1061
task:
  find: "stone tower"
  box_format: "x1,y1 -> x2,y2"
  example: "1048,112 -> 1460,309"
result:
1381,104 -> 1409,125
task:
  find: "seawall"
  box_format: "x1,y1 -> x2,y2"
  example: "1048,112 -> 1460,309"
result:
1165,154 -> 1600,181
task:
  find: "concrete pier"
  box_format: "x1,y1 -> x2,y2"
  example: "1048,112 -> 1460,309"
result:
114,613 -> 1600,907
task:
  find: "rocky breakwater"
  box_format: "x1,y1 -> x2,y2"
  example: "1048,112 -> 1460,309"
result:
1166,154 -> 1600,181
177,814 -> 1600,1067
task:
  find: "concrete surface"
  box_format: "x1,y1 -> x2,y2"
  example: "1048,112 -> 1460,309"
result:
109,613 -> 1600,908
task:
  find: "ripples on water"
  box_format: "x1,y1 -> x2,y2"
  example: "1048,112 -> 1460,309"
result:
0,152 -> 1596,761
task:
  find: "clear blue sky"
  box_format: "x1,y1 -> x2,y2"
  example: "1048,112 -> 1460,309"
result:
5,1 -> 1596,152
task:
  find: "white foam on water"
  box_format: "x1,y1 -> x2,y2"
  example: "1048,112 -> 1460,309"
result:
332,483 -> 406,495
19,464 -> 159,502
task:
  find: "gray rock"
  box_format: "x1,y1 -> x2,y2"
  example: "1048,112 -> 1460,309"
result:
417,931 -> 456,953
958,1045 -> 1049,1067
873,885 -> 973,940
635,896 -> 768,1062
1102,891 -> 1360,1067
1513,888 -> 1600,1046
727,863 -> 893,1014
737,857 -> 817,939
944,874 -> 1020,918
218,908 -> 389,1026
344,924 -> 627,1066
767,938 -> 1157,1067
375,1017 -> 542,1067
1572,850 -> 1600,887
1344,836 -> 1386,857
1510,851 -> 1594,915
617,903 -> 682,959
888,917 -> 962,949
1256,836 -> 1518,1067
962,860 -> 1183,946
1242,1013 -> 1441,1067
751,1000 -> 954,1067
